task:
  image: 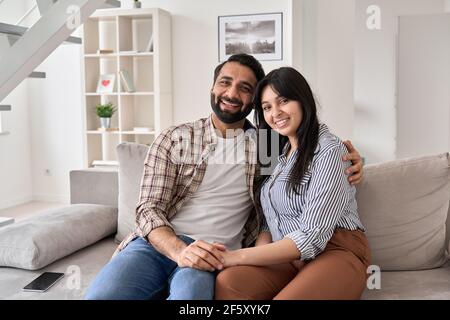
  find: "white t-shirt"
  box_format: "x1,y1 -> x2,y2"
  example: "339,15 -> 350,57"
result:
171,131 -> 253,249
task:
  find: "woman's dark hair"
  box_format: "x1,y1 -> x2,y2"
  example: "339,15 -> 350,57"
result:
213,53 -> 265,84
253,67 -> 320,204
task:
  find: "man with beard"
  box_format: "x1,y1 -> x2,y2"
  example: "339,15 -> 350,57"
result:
85,54 -> 363,300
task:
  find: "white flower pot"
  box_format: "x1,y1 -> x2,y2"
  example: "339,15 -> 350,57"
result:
100,117 -> 111,128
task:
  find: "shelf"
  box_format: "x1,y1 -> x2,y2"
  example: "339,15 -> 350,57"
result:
120,92 -> 154,96
122,131 -> 155,135
82,8 -> 172,167
84,53 -> 117,58
84,52 -> 153,58
85,92 -> 153,96
118,52 -> 154,57
86,92 -> 119,96
87,130 -> 120,134
86,130 -> 155,135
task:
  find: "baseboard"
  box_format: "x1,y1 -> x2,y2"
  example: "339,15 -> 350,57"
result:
0,196 -> 33,210
33,194 -> 70,204
0,194 -> 70,210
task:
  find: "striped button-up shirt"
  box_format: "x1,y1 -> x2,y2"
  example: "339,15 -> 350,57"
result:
260,124 -> 365,261
115,116 -> 263,254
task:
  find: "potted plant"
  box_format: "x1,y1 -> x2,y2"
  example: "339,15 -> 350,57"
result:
95,102 -> 116,129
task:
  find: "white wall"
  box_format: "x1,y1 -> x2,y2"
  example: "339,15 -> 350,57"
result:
0,82 -> 33,209
396,14 -> 450,158
27,44 -> 84,203
0,1 -> 83,209
123,0 -> 293,125
302,0 -> 355,140
354,0 -> 445,164
0,0 -> 34,209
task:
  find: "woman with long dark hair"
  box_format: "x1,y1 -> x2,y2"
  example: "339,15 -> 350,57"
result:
214,67 -> 371,300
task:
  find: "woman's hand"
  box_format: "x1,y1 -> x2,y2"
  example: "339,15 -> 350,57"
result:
342,140 -> 364,185
213,243 -> 242,268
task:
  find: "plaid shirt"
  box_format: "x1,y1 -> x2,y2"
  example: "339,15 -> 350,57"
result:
115,116 -> 263,254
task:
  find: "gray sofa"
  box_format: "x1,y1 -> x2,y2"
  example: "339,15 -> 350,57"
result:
0,143 -> 449,300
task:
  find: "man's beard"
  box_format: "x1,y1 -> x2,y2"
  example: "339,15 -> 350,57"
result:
210,93 -> 253,124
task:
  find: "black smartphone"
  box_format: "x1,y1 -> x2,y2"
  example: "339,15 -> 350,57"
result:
22,272 -> 65,292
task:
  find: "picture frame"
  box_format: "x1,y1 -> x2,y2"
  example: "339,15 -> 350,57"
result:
218,12 -> 283,62
96,74 -> 115,93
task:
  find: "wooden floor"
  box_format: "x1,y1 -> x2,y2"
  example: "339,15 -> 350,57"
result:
0,201 -> 67,221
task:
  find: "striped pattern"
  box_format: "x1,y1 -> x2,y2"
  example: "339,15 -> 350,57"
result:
260,124 -> 365,261
116,116 -> 263,253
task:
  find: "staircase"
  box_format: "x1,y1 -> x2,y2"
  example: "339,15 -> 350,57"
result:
0,0 -> 120,112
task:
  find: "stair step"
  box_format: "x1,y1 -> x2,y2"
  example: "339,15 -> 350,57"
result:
0,22 -> 82,44
28,72 -> 46,78
0,0 -> 122,102
0,105 -> 12,111
104,0 -> 121,8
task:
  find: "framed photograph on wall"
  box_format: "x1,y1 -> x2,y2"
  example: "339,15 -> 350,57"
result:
218,12 -> 283,62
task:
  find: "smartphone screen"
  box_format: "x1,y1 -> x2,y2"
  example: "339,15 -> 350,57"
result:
22,272 -> 65,292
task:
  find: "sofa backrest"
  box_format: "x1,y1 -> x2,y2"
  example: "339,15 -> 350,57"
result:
356,153 -> 450,271
115,143 -> 149,242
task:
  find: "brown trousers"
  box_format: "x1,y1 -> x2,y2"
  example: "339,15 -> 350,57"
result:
215,229 -> 371,300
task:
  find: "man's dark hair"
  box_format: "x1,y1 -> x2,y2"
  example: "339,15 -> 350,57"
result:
213,54 -> 265,84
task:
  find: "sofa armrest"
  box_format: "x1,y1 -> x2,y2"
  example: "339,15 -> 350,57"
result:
70,169 -> 118,208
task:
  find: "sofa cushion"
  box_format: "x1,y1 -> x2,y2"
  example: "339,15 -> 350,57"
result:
361,261 -> 450,300
115,142 -> 149,242
0,204 -> 117,270
447,203 -> 450,256
0,237 -> 117,300
356,153 -> 450,271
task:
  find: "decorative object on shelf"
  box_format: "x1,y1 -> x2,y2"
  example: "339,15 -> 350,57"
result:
133,126 -> 154,133
97,49 -> 114,54
218,12 -> 283,62
119,70 -> 136,92
133,0 -> 142,9
96,74 -> 116,93
95,102 -> 116,129
145,34 -> 154,52
97,127 -> 119,132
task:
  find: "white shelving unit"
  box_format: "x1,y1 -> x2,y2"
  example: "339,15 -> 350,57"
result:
81,8 -> 172,168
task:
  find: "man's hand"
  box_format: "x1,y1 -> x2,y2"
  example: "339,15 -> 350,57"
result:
177,240 -> 225,272
342,140 -> 363,185
212,243 -> 241,268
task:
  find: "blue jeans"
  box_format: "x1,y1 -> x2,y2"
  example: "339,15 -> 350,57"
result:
84,236 -> 216,300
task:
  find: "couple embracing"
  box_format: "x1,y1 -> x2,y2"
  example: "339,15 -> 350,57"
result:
86,54 -> 371,300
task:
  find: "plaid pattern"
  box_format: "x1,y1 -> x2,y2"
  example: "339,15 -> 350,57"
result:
115,116 -> 262,254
